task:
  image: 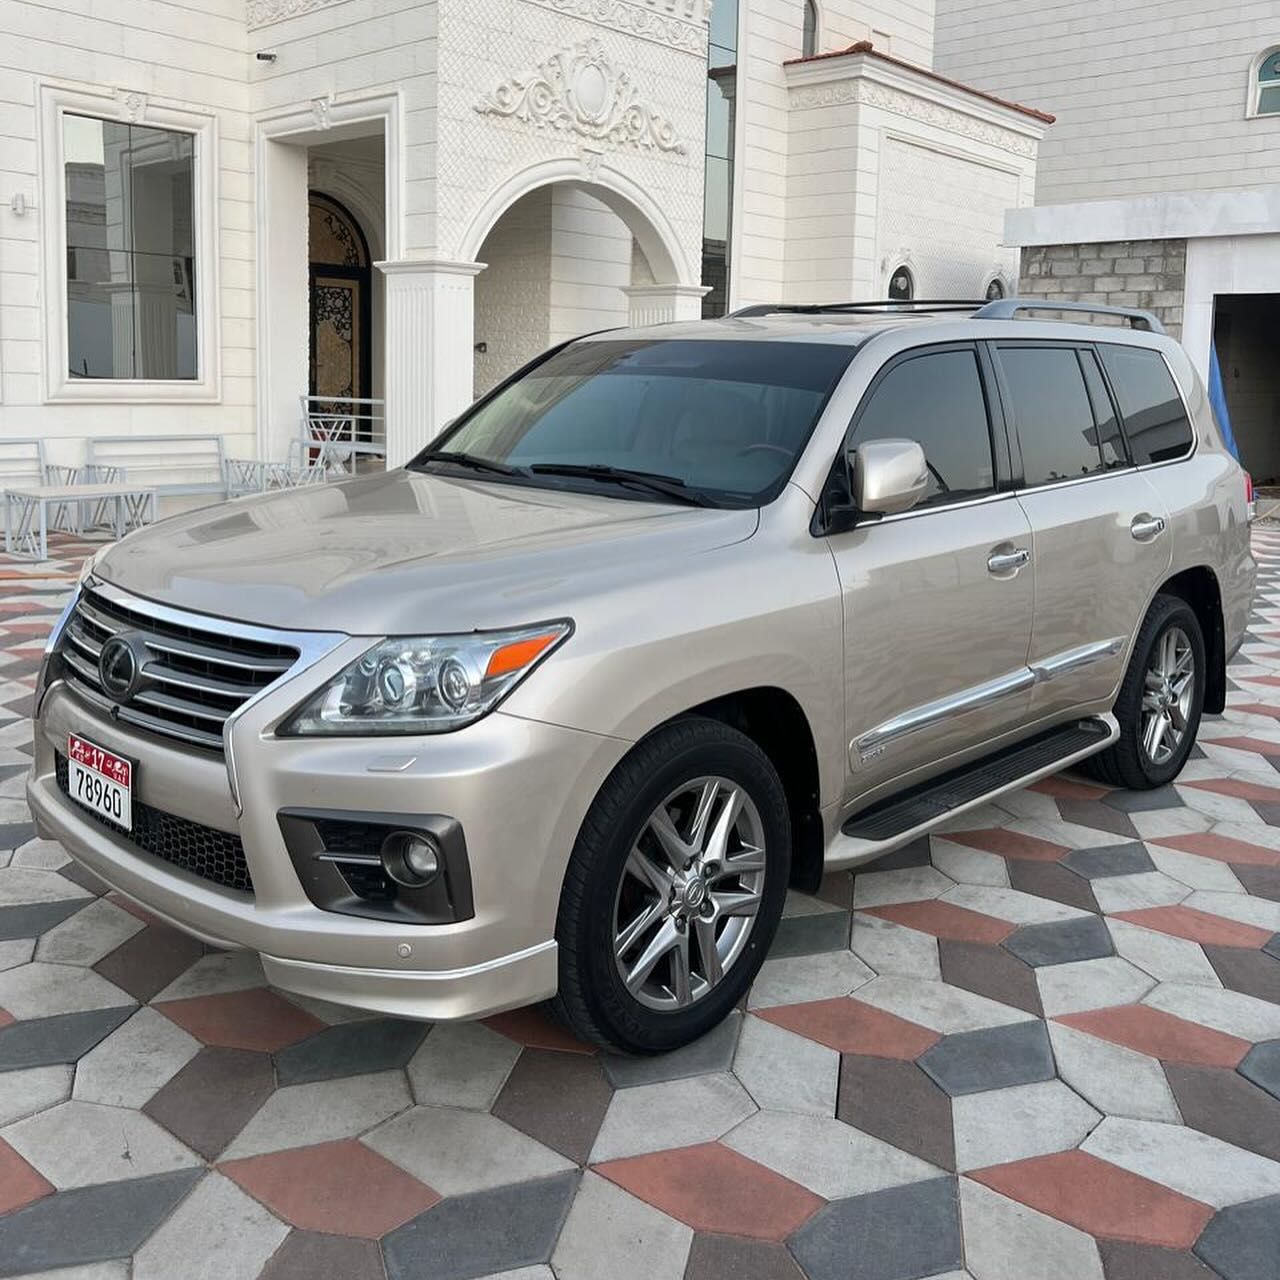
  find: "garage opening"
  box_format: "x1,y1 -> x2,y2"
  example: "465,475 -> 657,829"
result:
1213,293 -> 1280,484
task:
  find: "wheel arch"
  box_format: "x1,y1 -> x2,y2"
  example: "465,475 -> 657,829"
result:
1158,565 -> 1226,714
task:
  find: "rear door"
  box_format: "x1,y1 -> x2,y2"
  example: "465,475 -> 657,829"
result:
994,341 -> 1172,718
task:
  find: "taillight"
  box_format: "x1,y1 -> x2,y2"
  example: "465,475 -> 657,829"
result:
1245,472 -> 1256,523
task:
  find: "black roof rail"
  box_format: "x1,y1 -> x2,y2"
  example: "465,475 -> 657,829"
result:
730,300 -> 987,318
974,298 -> 1166,334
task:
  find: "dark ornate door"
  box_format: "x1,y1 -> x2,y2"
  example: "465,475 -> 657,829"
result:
308,192 -> 372,405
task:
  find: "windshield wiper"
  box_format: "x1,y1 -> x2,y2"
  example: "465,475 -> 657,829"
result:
412,450 -> 523,477
528,463 -> 716,508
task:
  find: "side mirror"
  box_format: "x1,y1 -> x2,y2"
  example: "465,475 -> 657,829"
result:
849,439 -> 929,516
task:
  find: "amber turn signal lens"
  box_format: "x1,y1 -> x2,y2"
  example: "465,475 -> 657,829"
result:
484,632 -> 561,679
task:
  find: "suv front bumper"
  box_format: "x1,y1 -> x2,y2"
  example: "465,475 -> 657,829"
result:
28,682 -> 627,1020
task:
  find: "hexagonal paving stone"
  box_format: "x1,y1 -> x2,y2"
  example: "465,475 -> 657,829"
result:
492,1047 -> 614,1164
1195,1194 -> 1280,1280
754,997 -> 939,1059
918,1019 -> 1056,1096
155,988 -> 324,1053
0,1005 -> 133,1071
1163,1062 -> 1280,1162
1002,915 -> 1115,968
1239,1039 -> 1280,1102
1062,842 -> 1157,879
272,1017 -> 428,1086
1056,1004 -> 1252,1068
836,1055 -> 955,1171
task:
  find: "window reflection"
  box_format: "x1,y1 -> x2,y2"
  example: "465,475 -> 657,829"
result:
64,114 -> 196,380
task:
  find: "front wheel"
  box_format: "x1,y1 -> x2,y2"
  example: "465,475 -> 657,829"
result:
1084,593 -> 1206,790
551,718 -> 791,1054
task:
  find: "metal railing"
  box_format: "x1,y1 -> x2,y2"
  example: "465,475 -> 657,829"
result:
300,396 -> 387,475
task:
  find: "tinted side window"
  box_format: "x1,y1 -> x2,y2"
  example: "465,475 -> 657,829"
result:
850,349 -> 994,506
999,346 -> 1104,486
1080,351 -> 1128,469
1098,344 -> 1194,464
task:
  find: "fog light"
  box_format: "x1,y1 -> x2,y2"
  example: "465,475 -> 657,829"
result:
381,830 -> 441,887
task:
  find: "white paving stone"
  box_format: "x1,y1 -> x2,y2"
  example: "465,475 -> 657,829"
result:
1174,787 -> 1259,824
1106,918 -> 1223,987
1091,871 -> 1192,914
723,1110 -> 940,1199
221,1070 -> 411,1159
929,840 -> 1011,887
1046,1023 -> 1181,1123
0,961 -> 132,1018
72,1007 -> 201,1108
0,868 -> 88,905
852,865 -> 954,908
1035,956 -> 1156,1017
11,839 -> 70,870
960,1178 -> 1105,1280
941,884 -> 1088,925
1146,845 -> 1245,893
1129,808 -> 1214,840
1183,890 -> 1280,932
747,949 -> 873,1009
589,1072 -> 757,1162
34,898 -> 143,966
552,1171 -> 692,1280
733,1015 -> 838,1116
952,1080 -> 1100,1172
850,913 -> 941,980
3,1100 -> 200,1188
0,936 -> 33,971
854,974 -> 1033,1034
133,1172 -> 288,1280
0,1064 -> 73,1127
407,1020 -> 521,1110
1142,982 -> 1280,1041
151,950 -> 265,1001
1082,1117 -> 1280,1208
364,1105 -> 575,1196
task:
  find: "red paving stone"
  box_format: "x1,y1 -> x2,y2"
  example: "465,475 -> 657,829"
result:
862,899 -> 1017,944
156,988 -> 325,1053
1150,832 -> 1280,868
0,1008 -> 14,1028
1112,905 -> 1274,949
1029,775 -> 1111,801
1182,777 -> 1280,803
0,1138 -> 54,1215
104,891 -> 169,929
1239,674 -> 1280,688
1056,1004 -> 1252,1069
483,1006 -> 596,1054
220,1139 -> 439,1238
755,998 -> 940,1059
1228,702 -> 1280,721
1201,735 -> 1280,757
943,828 -> 1070,862
970,1150 -> 1215,1249
594,1142 -> 823,1240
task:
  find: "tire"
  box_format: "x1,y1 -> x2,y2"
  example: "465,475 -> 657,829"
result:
1082,593 -> 1206,790
550,717 -> 791,1054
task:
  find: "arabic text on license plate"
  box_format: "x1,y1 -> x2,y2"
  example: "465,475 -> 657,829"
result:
67,734 -> 132,831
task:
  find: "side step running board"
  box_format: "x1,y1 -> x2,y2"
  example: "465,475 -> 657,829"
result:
828,715 -> 1118,869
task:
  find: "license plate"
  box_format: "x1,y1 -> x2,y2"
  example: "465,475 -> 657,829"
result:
67,734 -> 132,831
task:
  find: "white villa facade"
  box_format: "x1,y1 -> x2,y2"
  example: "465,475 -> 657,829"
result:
0,0 -> 1048,475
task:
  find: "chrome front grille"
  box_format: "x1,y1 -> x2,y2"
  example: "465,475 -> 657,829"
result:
58,585 -> 301,753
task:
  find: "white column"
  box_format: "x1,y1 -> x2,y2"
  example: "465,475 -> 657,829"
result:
376,259 -> 487,468
621,284 -> 711,327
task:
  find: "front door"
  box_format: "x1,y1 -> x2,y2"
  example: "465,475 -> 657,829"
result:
308,192 -> 371,408
828,344 -> 1035,803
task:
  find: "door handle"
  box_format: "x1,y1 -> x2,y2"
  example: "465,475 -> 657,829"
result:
1130,514 -> 1166,542
987,546 -> 1030,574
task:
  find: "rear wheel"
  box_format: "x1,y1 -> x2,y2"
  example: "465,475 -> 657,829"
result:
551,718 -> 790,1054
1083,593 -> 1206,790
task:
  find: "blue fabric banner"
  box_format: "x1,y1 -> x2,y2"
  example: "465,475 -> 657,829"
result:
1209,343 -> 1239,460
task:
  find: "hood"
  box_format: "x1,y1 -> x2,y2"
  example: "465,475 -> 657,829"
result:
92,469 -> 759,634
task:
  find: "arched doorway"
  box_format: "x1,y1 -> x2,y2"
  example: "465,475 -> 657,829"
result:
308,191 -> 372,403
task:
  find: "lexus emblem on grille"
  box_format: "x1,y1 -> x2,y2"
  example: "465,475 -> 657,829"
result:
98,633 -> 148,701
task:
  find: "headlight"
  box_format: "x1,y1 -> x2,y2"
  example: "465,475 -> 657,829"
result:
280,621 -> 572,736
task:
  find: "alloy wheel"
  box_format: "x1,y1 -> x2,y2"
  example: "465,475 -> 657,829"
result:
611,776 -> 767,1011
1141,624 -> 1195,767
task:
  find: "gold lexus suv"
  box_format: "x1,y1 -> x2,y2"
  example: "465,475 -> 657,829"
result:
29,299 -> 1255,1053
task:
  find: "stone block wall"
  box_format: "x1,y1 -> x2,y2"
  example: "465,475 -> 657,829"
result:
1018,239 -> 1187,339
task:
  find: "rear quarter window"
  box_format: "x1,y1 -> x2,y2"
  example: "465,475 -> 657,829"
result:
1098,345 -> 1194,465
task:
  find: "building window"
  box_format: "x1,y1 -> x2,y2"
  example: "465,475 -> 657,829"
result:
802,1 -> 818,58
64,114 -> 196,380
888,266 -> 915,301
1256,49 -> 1280,116
702,1 -> 738,317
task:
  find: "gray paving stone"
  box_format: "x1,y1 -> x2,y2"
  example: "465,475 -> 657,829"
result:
0,1169 -> 201,1278
1103,786 -> 1185,813
602,1010 -> 741,1087
383,1170 -> 580,1280
0,1005 -> 133,1071
1061,843 -> 1156,880
1003,915 -> 1114,967
790,1176 -> 962,1280
1264,934 -> 1280,963
273,1017 -> 428,1085
1239,1040 -> 1280,1104
917,1019 -> 1055,1097
767,909 -> 849,958
1195,1195 -> 1280,1280
0,897 -> 92,940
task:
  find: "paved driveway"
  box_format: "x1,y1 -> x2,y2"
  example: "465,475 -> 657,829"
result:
2,532 -> 1280,1280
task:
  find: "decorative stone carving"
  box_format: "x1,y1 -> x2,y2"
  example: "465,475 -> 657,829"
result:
311,95 -> 333,130
247,0 -> 348,29
116,89 -> 148,123
788,78 -> 1037,159
518,0 -> 709,57
475,38 -> 685,154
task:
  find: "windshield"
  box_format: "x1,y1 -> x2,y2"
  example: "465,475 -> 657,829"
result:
415,338 -> 855,507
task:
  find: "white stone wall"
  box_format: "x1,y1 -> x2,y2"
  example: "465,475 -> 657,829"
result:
547,187 -> 631,346
933,0 -> 1280,206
